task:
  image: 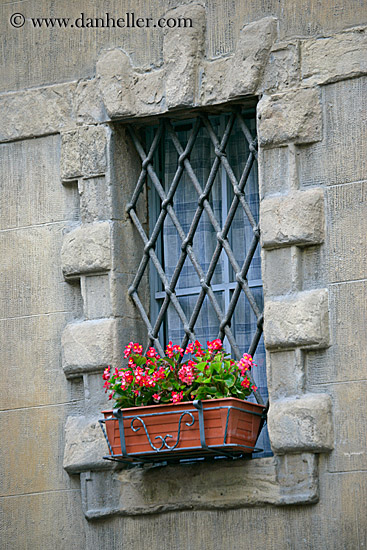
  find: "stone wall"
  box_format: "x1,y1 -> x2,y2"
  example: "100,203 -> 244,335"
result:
1,1 -> 366,549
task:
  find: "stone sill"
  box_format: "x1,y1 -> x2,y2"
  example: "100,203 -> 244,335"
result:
77,453 -> 318,519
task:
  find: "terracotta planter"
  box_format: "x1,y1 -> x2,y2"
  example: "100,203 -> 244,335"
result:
101,398 -> 266,463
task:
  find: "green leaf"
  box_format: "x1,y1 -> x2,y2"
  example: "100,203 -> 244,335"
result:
133,356 -> 147,367
195,362 -> 207,372
223,374 -> 235,388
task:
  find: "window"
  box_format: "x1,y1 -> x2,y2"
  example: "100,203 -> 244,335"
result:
126,108 -> 271,456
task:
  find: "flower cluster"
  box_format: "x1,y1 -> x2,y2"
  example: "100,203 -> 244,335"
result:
103,339 -> 258,408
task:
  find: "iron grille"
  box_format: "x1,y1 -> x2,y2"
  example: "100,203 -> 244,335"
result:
125,110 -> 265,406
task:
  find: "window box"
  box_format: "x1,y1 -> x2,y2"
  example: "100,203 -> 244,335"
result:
100,398 -> 266,465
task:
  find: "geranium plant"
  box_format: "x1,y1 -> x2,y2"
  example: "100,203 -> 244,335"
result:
103,338 -> 258,409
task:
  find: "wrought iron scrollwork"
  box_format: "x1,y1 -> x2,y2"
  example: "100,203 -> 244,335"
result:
130,411 -> 195,452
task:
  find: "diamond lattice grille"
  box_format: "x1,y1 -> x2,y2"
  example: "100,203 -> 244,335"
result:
126,111 -> 264,405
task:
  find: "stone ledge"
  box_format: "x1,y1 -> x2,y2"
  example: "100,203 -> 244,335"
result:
260,189 -> 325,249
268,393 -> 334,454
264,289 -> 329,350
62,318 -> 121,378
61,221 -> 111,277
257,87 -> 322,146
301,28 -> 367,86
65,439 -> 318,517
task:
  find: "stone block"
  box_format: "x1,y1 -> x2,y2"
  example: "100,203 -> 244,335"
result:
78,176 -> 112,223
0,313 -> 80,411
111,220 -> 146,274
81,274 -> 112,320
260,42 -> 300,93
61,318 -> 122,377
79,125 -> 109,176
61,221 -> 112,277
267,349 -> 305,400
61,125 -> 108,181
299,77 -> 367,187
63,415 -> 110,473
307,280 -> 367,385
326,181 -> 367,283
0,83 -> 76,143
257,87 -> 322,146
0,405 -> 73,496
109,272 -> 149,322
268,393 -> 334,454
200,17 -> 277,105
61,130 -> 82,180
262,247 -> 293,296
260,189 -> 325,249
0,490 -> 85,550
316,382 -> 367,473
163,4 -> 206,109
0,135 -> 79,230
1,224 -> 81,318
258,146 -> 289,199
301,30 -> 367,85
97,49 -> 135,118
264,289 -> 329,350
74,79 -> 107,124
229,17 -> 277,99
83,372 -> 113,415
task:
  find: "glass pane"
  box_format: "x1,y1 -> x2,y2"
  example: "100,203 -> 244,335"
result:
165,292 -> 224,346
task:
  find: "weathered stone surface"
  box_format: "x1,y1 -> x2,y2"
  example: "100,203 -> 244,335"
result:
63,415 -> 110,473
258,146 -> 289,199
260,42 -> 300,93
326,181 -> 367,283
0,490 -> 85,550
307,280 -> 367,386
264,289 -> 329,350
97,49 -> 135,118
61,130 -> 82,180
0,135 -> 79,229
229,17 -> 277,99
301,29 -> 367,85
316,382 -> 367,473
78,176 -> 112,223
0,405 -> 74,496
267,349 -> 305,400
0,83 -> 76,143
74,79 -> 107,124
61,221 -> 111,277
1,224 -> 81,318
257,87 -> 322,146
61,126 -> 109,181
299,77 -> 367,187
163,4 -> 206,109
268,393 -> 334,453
262,247 -> 297,296
79,125 -> 109,176
83,372 -> 113,415
200,17 -> 277,105
81,274 -> 112,320
77,453 -> 317,519
0,313 -> 81,411
83,472 -> 367,549
61,318 -> 122,377
260,189 -> 325,249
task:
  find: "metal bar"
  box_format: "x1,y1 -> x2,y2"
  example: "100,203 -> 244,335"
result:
113,408 -> 128,458
193,400 -> 208,450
